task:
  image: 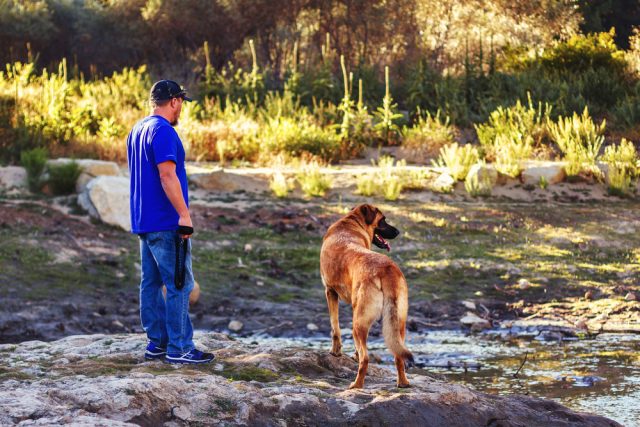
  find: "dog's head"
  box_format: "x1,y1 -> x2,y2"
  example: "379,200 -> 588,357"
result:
353,204 -> 399,251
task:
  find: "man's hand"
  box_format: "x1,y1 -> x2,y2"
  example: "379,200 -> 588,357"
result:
178,215 -> 193,239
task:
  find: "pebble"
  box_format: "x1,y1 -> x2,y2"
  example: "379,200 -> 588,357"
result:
584,290 -> 594,300
228,320 -> 244,332
244,243 -> 253,252
461,300 -> 476,310
172,405 -> 191,421
306,323 -> 319,332
625,292 -> 637,301
518,279 -> 530,290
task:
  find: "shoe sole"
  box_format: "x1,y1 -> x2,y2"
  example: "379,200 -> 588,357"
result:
165,357 -> 214,364
144,354 -> 166,360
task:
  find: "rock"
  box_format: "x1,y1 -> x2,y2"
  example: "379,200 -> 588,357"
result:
0,166 -> 27,191
244,243 -> 253,252
521,161 -> 566,186
78,176 -> 130,231
306,323 -> 319,332
0,332 -> 620,427
518,279 -> 530,290
172,405 -> 191,421
625,292 -> 637,301
460,312 -> 491,330
466,163 -> 498,186
461,300 -> 476,310
161,281 -> 201,305
584,290 -> 594,300
432,173 -> 455,193
228,320 -> 244,332
189,170 -> 267,193
47,158 -> 122,193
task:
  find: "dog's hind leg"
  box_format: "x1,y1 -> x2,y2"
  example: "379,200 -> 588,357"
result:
325,287 -> 342,356
349,288 -> 382,389
394,325 -> 411,388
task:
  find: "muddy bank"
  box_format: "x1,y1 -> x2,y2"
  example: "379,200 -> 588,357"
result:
0,332 -> 621,427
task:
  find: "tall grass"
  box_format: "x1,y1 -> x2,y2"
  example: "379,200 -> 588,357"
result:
548,107 -> 605,178
432,143 -> 479,181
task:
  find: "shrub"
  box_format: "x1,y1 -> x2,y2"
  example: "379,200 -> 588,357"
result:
548,107 -> 605,178
296,161 -> 332,197
20,147 -> 48,192
493,131 -> 533,178
373,67 -> 404,145
269,170 -> 292,198
601,138 -> 638,196
47,161 -> 82,195
356,174 -> 377,196
402,109 -> 457,159
432,143 -> 479,181
475,94 -> 551,161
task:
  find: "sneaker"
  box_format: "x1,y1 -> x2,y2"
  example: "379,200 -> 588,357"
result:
165,348 -> 215,364
144,342 -> 167,360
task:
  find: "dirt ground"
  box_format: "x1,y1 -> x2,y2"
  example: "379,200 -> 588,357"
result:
1,185 -> 639,344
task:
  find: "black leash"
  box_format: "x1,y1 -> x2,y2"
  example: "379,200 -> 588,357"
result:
174,226 -> 193,290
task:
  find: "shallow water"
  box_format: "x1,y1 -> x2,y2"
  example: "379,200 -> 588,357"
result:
241,330 -> 640,427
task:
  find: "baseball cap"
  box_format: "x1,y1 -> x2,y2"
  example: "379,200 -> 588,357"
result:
150,80 -> 193,102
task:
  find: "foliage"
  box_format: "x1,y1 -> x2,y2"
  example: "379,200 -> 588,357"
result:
432,143 -> 479,181
548,107 -> 605,178
47,161 -> 82,195
373,67 -> 404,145
402,109 -> 457,159
269,170 -> 292,198
601,138 -> 638,196
475,94 -> 551,160
20,147 -> 47,192
296,161 -> 332,197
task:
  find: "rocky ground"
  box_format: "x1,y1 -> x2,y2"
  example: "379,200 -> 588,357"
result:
1,188 -> 639,345
0,332 -> 622,426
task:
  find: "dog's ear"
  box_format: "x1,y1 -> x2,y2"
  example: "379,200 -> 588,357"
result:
359,204 -> 378,225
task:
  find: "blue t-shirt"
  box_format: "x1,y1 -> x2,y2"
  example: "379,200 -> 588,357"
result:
127,115 -> 189,234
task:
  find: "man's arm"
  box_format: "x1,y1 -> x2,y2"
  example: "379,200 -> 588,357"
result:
157,160 -> 192,237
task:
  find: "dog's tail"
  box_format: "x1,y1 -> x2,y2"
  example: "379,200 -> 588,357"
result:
382,277 -> 414,366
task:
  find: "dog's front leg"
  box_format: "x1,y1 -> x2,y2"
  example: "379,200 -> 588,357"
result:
325,288 -> 342,356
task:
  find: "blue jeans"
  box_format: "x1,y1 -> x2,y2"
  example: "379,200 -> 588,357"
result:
138,231 -> 195,354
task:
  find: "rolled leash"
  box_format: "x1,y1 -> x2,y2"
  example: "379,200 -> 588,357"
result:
174,226 -> 192,290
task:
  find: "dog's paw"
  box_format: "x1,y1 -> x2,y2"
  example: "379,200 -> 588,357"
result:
330,351 -> 343,357
397,382 -> 411,389
348,381 -> 364,390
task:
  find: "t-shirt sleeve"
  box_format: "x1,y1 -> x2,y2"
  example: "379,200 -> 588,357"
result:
151,125 -> 180,165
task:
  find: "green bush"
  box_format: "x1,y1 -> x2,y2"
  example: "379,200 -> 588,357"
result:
601,138 -> 638,196
475,94 -> 550,160
296,161 -> 332,197
402,109 -> 457,159
432,143 -> 479,181
548,107 -> 605,178
20,147 -> 48,192
47,161 -> 82,195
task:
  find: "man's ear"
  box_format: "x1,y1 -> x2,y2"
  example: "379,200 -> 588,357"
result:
360,204 -> 377,225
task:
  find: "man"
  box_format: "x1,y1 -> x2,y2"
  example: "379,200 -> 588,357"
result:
127,80 -> 214,364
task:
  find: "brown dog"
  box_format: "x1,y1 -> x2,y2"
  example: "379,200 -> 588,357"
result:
320,204 -> 413,389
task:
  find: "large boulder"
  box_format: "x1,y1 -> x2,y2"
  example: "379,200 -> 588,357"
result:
78,176 -> 130,231
189,169 -> 268,193
0,333 -> 621,427
47,158 -> 122,193
0,166 -> 27,191
521,161 -> 566,186
466,163 -> 498,185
